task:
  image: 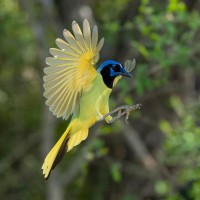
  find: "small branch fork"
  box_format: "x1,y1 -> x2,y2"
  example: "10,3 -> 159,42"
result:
101,104 -> 142,123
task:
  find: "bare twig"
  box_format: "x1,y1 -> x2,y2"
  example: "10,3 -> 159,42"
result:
101,104 -> 142,123
122,124 -> 157,172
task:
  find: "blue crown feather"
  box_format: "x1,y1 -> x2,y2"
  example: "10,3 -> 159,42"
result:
97,60 -> 121,72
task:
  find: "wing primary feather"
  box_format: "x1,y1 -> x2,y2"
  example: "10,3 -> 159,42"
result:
63,29 -> 85,53
44,70 -> 78,94
44,62 -> 75,69
95,38 -> 104,54
92,25 -> 98,50
44,65 -> 75,74
44,76 -> 74,94
54,84 -> 78,118
83,19 -> 91,50
72,21 -> 87,50
62,92 -> 79,120
49,48 -> 79,59
54,75 -> 79,115
45,82 -> 72,107
46,57 -> 78,66
51,93 -> 73,118
43,68 -> 76,83
55,38 -> 82,55
44,73 -> 79,100
44,72 -> 76,95
60,90 -> 79,119
44,80 -> 72,100
48,85 -> 75,117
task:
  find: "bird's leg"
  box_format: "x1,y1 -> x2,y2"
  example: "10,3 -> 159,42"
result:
117,109 -> 121,122
125,108 -> 130,124
100,104 -> 142,124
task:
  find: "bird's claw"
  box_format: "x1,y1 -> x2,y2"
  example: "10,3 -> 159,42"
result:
101,103 -> 142,124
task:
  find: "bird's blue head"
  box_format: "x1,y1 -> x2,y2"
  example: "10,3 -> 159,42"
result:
97,60 -> 132,88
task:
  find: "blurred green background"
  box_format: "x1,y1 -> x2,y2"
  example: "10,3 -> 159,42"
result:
0,0 -> 200,199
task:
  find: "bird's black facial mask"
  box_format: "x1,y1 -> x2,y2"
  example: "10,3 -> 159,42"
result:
100,63 -> 132,89
110,64 -> 132,78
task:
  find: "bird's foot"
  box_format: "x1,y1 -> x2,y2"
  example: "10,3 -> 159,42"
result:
102,104 -> 142,124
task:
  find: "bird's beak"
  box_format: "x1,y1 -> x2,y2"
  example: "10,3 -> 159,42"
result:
120,71 -> 132,78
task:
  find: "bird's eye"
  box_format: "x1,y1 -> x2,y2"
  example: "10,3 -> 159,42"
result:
114,64 -> 121,72
110,63 -> 122,72
111,64 -> 116,71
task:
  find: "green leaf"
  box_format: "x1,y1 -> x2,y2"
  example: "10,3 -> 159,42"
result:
110,162 -> 122,183
155,180 -> 169,195
159,120 -> 173,135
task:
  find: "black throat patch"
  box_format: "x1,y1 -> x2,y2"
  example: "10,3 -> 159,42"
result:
100,65 -> 116,89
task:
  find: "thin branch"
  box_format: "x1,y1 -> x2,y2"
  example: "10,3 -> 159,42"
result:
122,124 -> 182,194
100,104 -> 142,123
122,124 -> 158,172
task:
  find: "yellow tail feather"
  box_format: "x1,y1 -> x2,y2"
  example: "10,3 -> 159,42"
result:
67,129 -> 88,152
41,120 -> 88,179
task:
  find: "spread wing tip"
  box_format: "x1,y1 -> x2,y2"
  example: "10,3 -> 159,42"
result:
124,58 -> 136,72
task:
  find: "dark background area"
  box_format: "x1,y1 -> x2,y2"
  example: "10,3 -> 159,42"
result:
0,0 -> 200,199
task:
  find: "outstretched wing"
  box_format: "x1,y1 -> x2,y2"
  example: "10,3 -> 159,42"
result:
43,19 -> 104,120
124,59 -> 136,72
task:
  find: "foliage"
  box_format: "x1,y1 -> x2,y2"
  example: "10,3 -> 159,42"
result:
159,96 -> 200,199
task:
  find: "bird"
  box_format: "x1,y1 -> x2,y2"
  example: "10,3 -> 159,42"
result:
42,19 -> 136,179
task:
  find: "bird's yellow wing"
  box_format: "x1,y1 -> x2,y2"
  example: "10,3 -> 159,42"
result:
43,19 -> 104,119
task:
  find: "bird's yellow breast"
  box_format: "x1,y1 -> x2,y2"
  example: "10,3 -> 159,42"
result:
74,74 -> 111,127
